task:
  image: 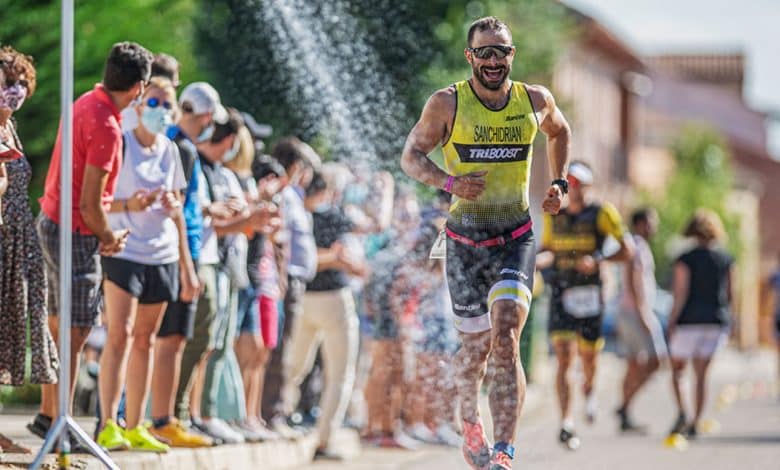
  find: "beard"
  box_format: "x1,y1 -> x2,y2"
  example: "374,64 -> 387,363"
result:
472,62 -> 510,90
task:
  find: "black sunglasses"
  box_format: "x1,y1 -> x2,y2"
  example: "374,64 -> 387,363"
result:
146,97 -> 173,110
467,45 -> 515,60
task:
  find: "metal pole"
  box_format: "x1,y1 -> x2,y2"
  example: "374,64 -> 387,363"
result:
29,1 -> 117,468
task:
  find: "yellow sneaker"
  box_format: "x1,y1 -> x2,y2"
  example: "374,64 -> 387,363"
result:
151,419 -> 213,448
96,419 -> 130,451
125,425 -> 170,453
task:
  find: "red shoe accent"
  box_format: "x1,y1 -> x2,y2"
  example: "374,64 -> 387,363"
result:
489,451 -> 513,470
461,420 -> 491,470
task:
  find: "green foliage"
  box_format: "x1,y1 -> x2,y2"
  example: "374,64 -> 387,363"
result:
0,383 -> 41,407
646,125 -> 742,284
0,0 -> 202,204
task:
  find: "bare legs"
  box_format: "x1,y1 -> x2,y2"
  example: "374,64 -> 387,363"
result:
40,316 -> 91,418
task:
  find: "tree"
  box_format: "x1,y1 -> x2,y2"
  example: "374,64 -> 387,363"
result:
0,0 -> 202,204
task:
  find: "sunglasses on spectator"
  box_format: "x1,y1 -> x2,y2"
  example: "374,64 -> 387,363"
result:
467,45 -> 515,60
146,97 -> 173,110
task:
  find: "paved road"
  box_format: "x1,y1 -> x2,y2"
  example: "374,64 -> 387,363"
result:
302,349 -> 779,470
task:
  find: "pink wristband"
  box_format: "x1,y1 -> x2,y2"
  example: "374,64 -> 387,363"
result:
444,175 -> 455,193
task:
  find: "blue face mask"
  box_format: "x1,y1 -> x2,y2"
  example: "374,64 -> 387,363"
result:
140,106 -> 172,135
197,124 -> 215,143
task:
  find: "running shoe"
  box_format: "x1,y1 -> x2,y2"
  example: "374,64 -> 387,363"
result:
151,418 -> 212,448
435,423 -> 462,447
489,451 -> 513,470
194,418 -> 245,444
617,408 -> 647,434
407,423 -> 438,444
230,421 -> 264,443
393,428 -> 423,450
96,420 -> 130,451
683,423 -> 698,440
558,428 -> 580,451
462,419 -> 491,470
125,425 -> 170,453
269,415 -> 304,440
668,412 -> 688,436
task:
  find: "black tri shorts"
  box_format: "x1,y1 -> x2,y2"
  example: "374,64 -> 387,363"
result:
548,282 -> 604,348
445,228 -> 535,333
101,256 -> 179,305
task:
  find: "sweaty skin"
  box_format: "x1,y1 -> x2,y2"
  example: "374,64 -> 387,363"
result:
400,27 -> 571,450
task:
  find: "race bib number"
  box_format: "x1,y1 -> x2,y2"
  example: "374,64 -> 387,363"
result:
429,230 -> 447,259
562,286 -> 601,318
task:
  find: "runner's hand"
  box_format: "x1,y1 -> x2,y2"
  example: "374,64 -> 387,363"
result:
543,184 -> 564,214
450,171 -> 487,201
575,254 -> 598,275
99,228 -> 130,256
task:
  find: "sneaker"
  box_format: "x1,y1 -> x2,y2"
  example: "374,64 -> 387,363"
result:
558,428 -> 580,451
96,420 -> 131,451
241,420 -> 281,441
195,418 -> 245,444
668,412 -> 687,436
617,408 -> 647,434
392,428 -> 423,450
461,420 -> 491,470
125,426 -> 170,453
683,423 -> 698,440
27,413 -> 52,440
489,451 -> 513,470
435,423 -> 462,448
407,423 -> 438,444
230,421 -> 264,443
151,419 -> 213,448
270,415 -> 304,440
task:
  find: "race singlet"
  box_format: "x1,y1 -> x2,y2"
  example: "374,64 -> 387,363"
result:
441,80 -> 538,237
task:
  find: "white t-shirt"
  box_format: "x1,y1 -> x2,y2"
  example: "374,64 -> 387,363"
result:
120,106 -> 138,132
619,234 -> 657,312
198,161 -> 246,265
108,131 -> 186,265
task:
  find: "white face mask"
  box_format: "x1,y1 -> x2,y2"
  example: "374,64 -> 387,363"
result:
140,106 -> 172,135
197,123 -> 215,143
222,135 -> 240,162
0,84 -> 27,111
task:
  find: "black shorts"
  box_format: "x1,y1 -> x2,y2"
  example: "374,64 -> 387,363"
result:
101,257 -> 179,305
158,260 -> 199,339
548,283 -> 604,348
445,229 -> 535,333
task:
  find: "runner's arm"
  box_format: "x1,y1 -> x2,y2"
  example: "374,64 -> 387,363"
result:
535,212 -> 555,269
625,253 -> 654,330
668,261 -> 690,331
400,88 -> 454,190
527,85 -> 570,181
596,203 -> 634,262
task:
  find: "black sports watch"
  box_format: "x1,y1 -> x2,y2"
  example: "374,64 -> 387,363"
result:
551,178 -> 569,194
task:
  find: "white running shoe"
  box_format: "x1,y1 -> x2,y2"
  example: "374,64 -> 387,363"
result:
199,417 -> 245,444
270,415 -> 304,440
434,423 -> 462,447
407,423 -> 438,444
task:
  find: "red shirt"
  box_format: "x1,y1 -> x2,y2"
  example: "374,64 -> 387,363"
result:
40,84 -> 123,235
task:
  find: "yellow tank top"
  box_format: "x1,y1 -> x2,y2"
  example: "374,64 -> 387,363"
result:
442,80 -> 538,238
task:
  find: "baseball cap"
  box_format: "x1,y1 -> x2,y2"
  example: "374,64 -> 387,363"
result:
179,82 -> 228,124
568,161 -> 594,185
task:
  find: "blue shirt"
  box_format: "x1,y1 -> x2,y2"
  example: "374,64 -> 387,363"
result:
167,126 -> 203,261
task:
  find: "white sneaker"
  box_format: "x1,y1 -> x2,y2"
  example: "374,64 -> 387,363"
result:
407,423 -> 438,444
270,415 -> 304,440
200,417 -> 245,444
435,423 -> 462,447
231,421 -> 264,443
392,428 -> 422,450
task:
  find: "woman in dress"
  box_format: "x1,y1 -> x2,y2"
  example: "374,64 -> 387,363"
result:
0,46 -> 58,454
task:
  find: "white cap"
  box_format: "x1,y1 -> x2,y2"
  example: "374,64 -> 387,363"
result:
179,82 -> 228,124
568,161 -> 594,185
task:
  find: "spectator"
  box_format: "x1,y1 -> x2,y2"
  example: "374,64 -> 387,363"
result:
188,109 -> 276,444
150,81 -> 224,448
121,52 -> 180,132
281,166 -> 365,460
667,209 -> 734,440
261,137 -> 319,434
0,45 -> 57,454
95,77 -> 189,453
29,42 -> 153,448
770,254 -> 780,384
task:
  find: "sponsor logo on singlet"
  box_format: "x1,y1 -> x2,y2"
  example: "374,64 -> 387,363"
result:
453,143 -> 530,163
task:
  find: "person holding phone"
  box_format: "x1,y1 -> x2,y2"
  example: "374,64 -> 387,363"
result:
30,42 -> 153,447
95,77 -> 192,452
0,45 -> 58,454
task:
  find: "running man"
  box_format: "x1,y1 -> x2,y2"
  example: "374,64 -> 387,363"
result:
616,208 -> 667,433
536,160 -> 633,450
401,16 -> 571,470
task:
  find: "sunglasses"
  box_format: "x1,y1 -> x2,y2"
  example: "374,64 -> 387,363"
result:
467,45 -> 514,60
146,97 -> 173,110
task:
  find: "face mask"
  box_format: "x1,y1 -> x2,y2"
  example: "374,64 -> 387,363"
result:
140,106 -> 172,135
197,124 -> 215,143
222,136 -> 240,162
0,84 -> 27,111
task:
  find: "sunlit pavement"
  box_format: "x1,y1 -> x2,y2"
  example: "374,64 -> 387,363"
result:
303,348 -> 779,470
